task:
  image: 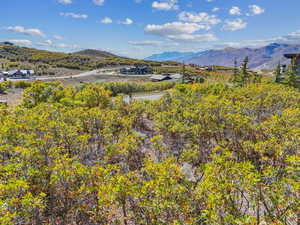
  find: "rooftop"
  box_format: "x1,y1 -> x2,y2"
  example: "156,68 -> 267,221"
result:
284,53 -> 300,59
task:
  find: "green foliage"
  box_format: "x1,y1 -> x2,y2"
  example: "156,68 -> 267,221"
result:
285,57 -> 299,88
13,81 -> 32,89
0,83 -> 7,94
231,57 -> 263,87
0,80 -> 299,224
275,62 -> 282,83
102,81 -> 175,96
0,81 -> 13,94
231,58 -> 239,84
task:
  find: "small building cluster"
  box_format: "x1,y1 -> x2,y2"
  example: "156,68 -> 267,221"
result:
120,65 -> 153,75
189,64 -> 216,71
150,73 -> 183,82
0,69 -> 35,80
198,66 -> 216,72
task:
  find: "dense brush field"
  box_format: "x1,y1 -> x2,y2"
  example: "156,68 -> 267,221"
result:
0,80 -> 299,225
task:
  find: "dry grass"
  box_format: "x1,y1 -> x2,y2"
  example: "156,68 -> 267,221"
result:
0,88 -> 23,106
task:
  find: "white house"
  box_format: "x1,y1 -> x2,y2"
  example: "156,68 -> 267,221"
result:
5,69 -> 35,79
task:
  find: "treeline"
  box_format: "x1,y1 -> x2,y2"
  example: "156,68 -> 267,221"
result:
0,79 -> 299,224
231,57 -> 263,86
101,81 -> 175,96
0,80 -> 174,97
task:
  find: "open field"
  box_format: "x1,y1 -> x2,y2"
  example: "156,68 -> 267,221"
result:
0,72 -> 159,105
0,64 -> 235,105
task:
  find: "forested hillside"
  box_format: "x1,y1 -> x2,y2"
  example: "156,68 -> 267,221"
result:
0,78 -> 299,224
0,43 -> 168,72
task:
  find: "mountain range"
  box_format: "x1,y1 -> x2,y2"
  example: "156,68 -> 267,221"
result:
145,43 -> 300,70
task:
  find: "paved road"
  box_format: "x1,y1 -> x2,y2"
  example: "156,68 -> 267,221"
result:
2,67 -> 124,82
1,66 -> 155,83
37,70 -> 99,80
37,67 -> 123,80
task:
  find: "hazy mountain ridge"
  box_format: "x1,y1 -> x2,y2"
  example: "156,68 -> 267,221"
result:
145,43 -> 300,70
145,51 -> 197,62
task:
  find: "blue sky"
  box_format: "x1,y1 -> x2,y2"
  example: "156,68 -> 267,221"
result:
1,0 -> 300,58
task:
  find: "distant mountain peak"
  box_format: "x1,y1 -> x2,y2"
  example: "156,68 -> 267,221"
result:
0,41 -> 14,46
146,43 -> 300,71
267,42 -> 281,47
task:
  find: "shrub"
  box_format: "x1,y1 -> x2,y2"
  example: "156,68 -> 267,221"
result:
14,81 -> 32,89
102,81 -> 175,96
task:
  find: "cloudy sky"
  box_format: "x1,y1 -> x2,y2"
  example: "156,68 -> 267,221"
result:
1,0 -> 300,58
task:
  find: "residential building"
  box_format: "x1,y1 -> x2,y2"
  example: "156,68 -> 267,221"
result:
4,69 -> 35,79
120,66 -> 153,75
150,74 -> 172,82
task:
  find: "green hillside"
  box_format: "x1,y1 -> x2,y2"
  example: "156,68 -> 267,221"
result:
0,43 -> 173,72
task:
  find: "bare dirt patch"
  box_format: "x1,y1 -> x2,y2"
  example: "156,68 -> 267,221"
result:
0,88 -> 23,106
50,74 -> 151,86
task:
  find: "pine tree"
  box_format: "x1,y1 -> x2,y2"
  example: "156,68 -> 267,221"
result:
286,57 -> 298,88
252,72 -> 262,83
181,62 -> 186,83
231,58 -> 240,85
240,56 -> 249,87
275,62 -> 281,83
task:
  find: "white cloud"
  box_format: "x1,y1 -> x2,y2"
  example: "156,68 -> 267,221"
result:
37,40 -> 53,47
9,39 -> 32,46
212,7 -> 220,12
166,33 -> 218,42
178,12 -> 221,29
101,17 -> 113,24
215,29 -> 300,49
274,30 -> 300,44
152,0 -> 179,11
145,22 -> 218,42
4,26 -> 45,37
222,19 -> 247,31
60,12 -> 88,19
145,22 -> 204,36
56,43 -> 79,49
285,30 -> 300,40
121,18 -> 133,25
93,0 -> 105,6
58,0 -> 72,4
248,5 -> 265,15
37,40 -> 80,49
128,40 -> 179,47
229,6 -> 241,15
53,35 -> 63,40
